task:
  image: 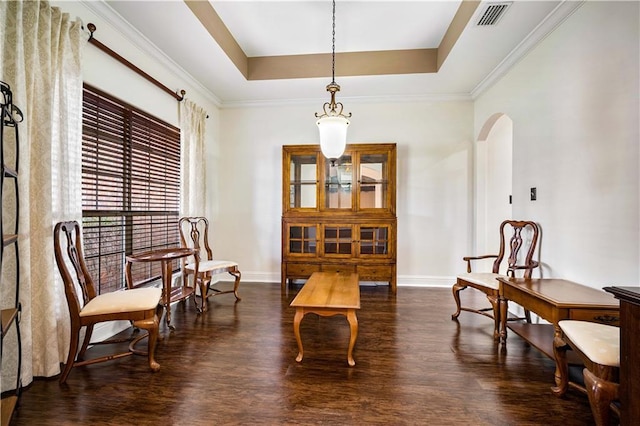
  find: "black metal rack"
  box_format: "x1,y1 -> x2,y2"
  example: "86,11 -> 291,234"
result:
0,80 -> 22,425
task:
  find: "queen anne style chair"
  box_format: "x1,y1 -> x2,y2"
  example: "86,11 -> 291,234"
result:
54,221 -> 162,384
553,320 -> 620,426
179,217 -> 241,312
451,220 -> 540,341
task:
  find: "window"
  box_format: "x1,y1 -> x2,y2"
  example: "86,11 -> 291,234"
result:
82,84 -> 180,294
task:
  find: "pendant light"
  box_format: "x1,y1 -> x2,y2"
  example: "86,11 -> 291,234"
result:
315,0 -> 351,162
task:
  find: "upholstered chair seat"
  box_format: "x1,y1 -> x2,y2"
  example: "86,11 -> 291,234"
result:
554,320 -> 620,426
456,272 -> 504,291
559,320 -> 620,367
80,287 -> 161,317
184,260 -> 239,276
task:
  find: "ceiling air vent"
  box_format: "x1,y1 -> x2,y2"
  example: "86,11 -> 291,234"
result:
476,2 -> 512,26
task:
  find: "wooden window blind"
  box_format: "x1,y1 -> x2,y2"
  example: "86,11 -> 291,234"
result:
81,83 -> 181,294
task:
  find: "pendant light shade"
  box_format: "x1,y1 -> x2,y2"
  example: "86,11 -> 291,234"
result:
314,0 -> 351,161
317,115 -> 349,160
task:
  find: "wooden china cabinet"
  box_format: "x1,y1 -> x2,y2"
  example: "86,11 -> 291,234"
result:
281,143 -> 397,293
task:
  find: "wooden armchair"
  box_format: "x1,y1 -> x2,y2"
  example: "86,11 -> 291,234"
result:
451,220 -> 539,341
553,320 -> 620,426
179,217 -> 241,312
54,221 -> 162,384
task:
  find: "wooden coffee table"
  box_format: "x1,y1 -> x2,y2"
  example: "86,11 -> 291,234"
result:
290,272 -> 360,366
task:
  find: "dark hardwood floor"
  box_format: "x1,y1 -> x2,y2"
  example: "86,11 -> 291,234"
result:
11,283 -> 600,425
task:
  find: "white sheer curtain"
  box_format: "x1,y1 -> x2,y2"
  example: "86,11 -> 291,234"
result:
179,99 -> 207,216
0,0 -> 84,389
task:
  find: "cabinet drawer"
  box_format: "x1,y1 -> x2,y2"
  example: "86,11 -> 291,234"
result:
321,264 -> 356,274
285,263 -> 320,277
570,309 -> 620,326
357,265 -> 393,280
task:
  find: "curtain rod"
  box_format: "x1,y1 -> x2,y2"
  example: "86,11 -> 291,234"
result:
87,23 -> 185,102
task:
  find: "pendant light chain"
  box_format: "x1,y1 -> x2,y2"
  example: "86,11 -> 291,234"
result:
331,0 -> 336,84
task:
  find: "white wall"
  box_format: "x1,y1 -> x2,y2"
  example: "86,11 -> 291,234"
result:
217,100 -> 474,285
474,1 -> 640,288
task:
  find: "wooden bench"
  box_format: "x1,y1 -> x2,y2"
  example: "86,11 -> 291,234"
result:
290,272 -> 360,366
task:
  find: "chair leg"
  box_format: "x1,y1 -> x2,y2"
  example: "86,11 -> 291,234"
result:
195,275 -> 208,312
451,282 -> 466,320
583,368 -> 619,426
77,324 -> 94,361
551,335 -> 570,396
59,325 -> 81,384
204,276 -> 212,298
133,316 -> 160,372
182,269 -> 190,288
230,269 -> 241,301
487,294 -> 500,341
193,274 -> 214,312
183,271 -> 199,312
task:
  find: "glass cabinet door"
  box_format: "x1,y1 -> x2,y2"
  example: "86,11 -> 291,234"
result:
324,155 -> 353,209
358,153 -> 388,210
358,225 -> 390,257
287,224 -> 317,256
289,154 -> 317,209
323,225 -> 353,257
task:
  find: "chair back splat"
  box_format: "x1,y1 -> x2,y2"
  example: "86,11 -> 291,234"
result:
178,217 -> 242,312
452,219 -> 540,341
496,220 -> 539,278
185,218 -> 211,260
56,222 -> 94,315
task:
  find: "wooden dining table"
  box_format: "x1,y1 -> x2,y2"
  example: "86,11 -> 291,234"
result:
125,247 -> 198,329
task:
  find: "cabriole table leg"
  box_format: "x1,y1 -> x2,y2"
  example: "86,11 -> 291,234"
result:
293,308 -> 305,362
346,309 -> 358,366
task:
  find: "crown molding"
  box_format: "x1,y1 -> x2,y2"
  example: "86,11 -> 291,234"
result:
220,92 -> 472,110
80,0 -> 222,108
470,0 -> 585,99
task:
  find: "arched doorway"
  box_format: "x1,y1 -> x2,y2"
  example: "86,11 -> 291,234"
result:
475,113 -> 513,255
